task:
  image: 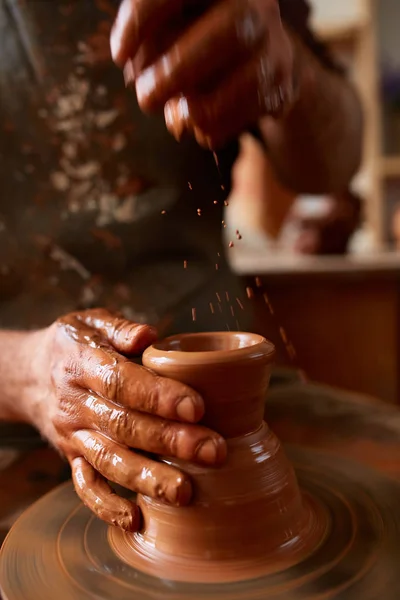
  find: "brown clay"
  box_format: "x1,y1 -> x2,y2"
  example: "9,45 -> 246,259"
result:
109,332 -> 327,582
5,338 -> 400,598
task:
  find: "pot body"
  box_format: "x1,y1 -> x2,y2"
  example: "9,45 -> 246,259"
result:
109,332 -> 327,582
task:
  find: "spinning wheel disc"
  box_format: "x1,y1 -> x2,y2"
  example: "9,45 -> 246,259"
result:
2,446 -> 400,600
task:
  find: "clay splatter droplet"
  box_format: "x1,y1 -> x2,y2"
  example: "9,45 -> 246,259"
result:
209,302 -> 215,314
188,182 -> 192,190
184,260 -> 187,269
279,327 -> 288,345
213,200 -> 218,205
216,292 -> 221,303
236,297 -> 244,310
192,308 -> 197,322
263,293 -> 274,315
286,343 -> 297,361
197,208 -> 202,216
161,210 -> 167,215
246,287 -> 254,299
225,291 -> 230,302
255,277 -> 262,288
229,241 -> 234,248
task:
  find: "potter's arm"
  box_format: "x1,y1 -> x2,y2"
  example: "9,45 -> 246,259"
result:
0,330 -> 37,422
259,30 -> 363,195
0,311 -> 227,532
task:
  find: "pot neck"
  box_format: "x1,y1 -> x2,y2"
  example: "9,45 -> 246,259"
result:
142,332 -> 275,438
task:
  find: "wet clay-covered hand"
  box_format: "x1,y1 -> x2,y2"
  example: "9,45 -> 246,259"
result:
110,0 -> 295,148
26,309 -> 226,531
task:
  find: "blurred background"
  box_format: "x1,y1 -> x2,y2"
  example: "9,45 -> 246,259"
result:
227,0 -> 400,407
228,0 -> 400,256
2,0 -> 400,405
1,0 -> 400,548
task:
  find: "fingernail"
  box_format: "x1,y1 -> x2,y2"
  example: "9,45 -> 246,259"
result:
110,0 -> 132,66
123,60 -> 136,87
176,396 -> 196,422
136,67 -> 157,104
196,438 -> 226,464
110,22 -> 124,65
165,97 -> 190,141
237,11 -> 264,48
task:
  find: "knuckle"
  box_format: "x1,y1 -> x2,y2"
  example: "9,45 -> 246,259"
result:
111,317 -> 134,343
53,412 -> 70,434
145,376 -> 161,413
89,441 -> 109,474
99,363 -> 121,401
159,423 -> 178,454
109,407 -> 134,440
235,4 -> 264,50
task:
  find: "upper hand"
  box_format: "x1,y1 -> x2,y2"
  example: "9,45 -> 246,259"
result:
110,0 -> 295,148
27,309 -> 226,531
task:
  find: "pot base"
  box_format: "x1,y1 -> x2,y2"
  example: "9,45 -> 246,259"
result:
2,447 -> 400,599
108,491 -> 328,583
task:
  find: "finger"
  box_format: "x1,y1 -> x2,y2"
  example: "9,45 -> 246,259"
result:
58,315 -> 204,423
75,347 -> 204,423
71,430 -> 192,506
71,457 -> 141,531
135,0 -> 264,112
122,1 -> 218,79
77,308 -> 158,355
80,392 -> 227,465
165,54 -> 294,149
110,0 -> 183,68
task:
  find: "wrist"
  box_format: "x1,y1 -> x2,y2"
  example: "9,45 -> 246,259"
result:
13,329 -> 47,425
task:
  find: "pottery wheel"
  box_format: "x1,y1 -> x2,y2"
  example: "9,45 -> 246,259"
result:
2,379 -> 400,600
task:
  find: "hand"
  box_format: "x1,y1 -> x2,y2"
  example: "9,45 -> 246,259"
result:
290,191 -> 361,255
27,309 -> 227,531
111,0 -> 295,148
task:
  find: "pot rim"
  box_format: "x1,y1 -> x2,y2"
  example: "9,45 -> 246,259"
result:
143,331 -> 275,366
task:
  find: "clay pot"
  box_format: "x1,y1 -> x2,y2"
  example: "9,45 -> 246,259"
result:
110,332 -> 326,583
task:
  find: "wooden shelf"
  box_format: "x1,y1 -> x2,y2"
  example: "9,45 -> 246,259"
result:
314,19 -> 368,43
379,156 -> 400,179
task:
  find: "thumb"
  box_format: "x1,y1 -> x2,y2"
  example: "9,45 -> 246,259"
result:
78,309 -> 158,355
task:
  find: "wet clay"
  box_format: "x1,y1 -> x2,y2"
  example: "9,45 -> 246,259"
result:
109,332 -> 328,583
5,374 -> 400,598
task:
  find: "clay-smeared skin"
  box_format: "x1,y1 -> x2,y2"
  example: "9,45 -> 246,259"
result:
5,382 -> 400,598
111,0 -> 294,149
27,309 -> 226,531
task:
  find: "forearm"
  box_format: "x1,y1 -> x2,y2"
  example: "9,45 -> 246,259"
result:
0,330 -> 40,422
260,30 -> 363,194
